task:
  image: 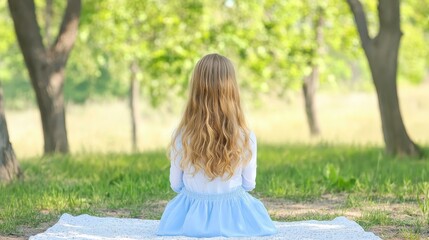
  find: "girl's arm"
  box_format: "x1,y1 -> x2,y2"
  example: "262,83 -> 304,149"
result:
242,131 -> 257,191
169,138 -> 184,193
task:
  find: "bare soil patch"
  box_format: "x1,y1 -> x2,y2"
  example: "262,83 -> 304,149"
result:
263,194 -> 428,239
0,219 -> 56,240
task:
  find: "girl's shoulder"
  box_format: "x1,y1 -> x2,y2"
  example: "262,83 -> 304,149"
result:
171,128 -> 184,149
243,129 -> 256,146
249,130 -> 256,145
249,130 -> 256,139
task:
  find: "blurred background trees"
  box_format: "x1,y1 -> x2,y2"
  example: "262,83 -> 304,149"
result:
0,0 -> 428,165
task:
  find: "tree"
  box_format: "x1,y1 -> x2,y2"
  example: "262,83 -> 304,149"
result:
8,0 -> 81,154
0,84 -> 21,183
301,3 -> 325,136
129,61 -> 140,152
346,0 -> 421,156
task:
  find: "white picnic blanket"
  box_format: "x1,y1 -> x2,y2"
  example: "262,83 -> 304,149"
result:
30,213 -> 381,240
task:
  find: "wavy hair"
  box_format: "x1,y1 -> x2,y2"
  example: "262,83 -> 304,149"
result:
169,53 -> 252,180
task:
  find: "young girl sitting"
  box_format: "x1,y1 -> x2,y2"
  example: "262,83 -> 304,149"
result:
157,53 -> 277,238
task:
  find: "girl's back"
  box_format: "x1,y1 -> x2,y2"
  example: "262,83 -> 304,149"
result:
170,131 -> 257,194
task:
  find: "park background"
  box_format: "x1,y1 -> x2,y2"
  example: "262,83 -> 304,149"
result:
0,0 -> 429,239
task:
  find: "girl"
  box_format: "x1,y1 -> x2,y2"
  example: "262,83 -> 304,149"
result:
157,53 -> 277,238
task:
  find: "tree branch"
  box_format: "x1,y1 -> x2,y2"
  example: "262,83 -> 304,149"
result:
52,0 -> 81,61
346,0 -> 372,51
378,0 -> 401,34
8,0 -> 45,63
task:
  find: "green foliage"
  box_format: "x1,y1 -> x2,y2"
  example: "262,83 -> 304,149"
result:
0,0 -> 428,106
323,163 -> 357,192
68,0 -> 206,106
0,0 -> 30,103
399,1 -> 429,83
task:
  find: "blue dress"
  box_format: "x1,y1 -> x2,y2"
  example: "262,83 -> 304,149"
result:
157,187 -> 277,237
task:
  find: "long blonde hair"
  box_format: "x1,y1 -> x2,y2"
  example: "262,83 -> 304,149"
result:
169,53 -> 252,180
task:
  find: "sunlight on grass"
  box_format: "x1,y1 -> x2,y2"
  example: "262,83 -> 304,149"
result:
358,210 -> 394,226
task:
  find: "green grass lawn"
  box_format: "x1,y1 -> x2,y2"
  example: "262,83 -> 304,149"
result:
1,144 -> 429,239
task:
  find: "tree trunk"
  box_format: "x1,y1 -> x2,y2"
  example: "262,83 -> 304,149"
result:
369,34 -> 420,156
347,0 -> 421,157
302,72 -> 320,136
129,61 -> 140,152
0,85 -> 21,183
302,14 -> 323,136
8,0 -> 81,154
37,69 -> 69,153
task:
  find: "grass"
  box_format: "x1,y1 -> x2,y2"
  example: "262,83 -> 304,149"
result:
1,145 -> 428,239
358,210 -> 395,226
257,144 -> 429,199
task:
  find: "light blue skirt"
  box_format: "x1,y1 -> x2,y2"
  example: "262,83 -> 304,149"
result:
156,187 -> 278,238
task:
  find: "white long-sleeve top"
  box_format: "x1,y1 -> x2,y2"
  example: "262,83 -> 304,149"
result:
169,131 -> 257,194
